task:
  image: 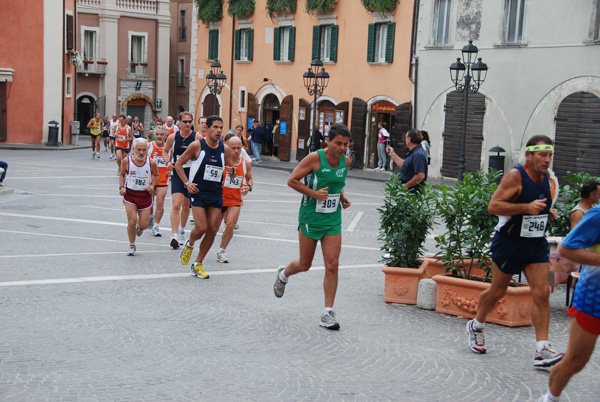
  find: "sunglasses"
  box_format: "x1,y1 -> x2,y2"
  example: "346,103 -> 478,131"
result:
181,120 -> 193,124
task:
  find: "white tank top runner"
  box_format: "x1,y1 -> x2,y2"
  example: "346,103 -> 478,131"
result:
126,156 -> 151,191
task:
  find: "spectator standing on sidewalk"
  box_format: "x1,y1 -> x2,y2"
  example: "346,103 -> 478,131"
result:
375,122 -> 389,171
250,120 -> 265,163
0,159 -> 7,186
570,180 -> 600,229
310,125 -> 325,152
386,129 -> 427,192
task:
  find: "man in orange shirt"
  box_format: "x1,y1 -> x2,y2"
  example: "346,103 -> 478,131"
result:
147,126 -> 170,237
216,134 -> 253,263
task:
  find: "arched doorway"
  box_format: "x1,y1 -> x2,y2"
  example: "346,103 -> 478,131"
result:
76,95 -> 95,135
554,91 -> 600,181
367,101 -> 396,169
203,93 -> 220,116
262,93 -> 280,156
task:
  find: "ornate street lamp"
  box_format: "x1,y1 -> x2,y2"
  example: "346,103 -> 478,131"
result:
303,58 -> 329,147
449,40 -> 489,181
205,60 -> 227,115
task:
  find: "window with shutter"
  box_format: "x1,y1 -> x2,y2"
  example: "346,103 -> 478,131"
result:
385,22 -> 395,63
288,27 -> 295,61
367,24 -> 375,63
312,25 -> 321,60
66,14 -> 74,51
273,27 -> 281,61
208,29 -> 219,60
235,29 -> 241,60
329,25 -> 338,62
247,29 -> 253,61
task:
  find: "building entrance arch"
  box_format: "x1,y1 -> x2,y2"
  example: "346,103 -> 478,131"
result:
76,94 -> 96,135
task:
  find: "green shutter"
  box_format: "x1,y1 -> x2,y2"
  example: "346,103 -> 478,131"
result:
235,29 -> 241,61
330,25 -> 338,62
288,27 -> 295,62
311,25 -> 320,60
209,29 -> 219,60
367,23 -> 375,63
385,22 -> 395,63
273,27 -> 280,61
248,29 -> 253,61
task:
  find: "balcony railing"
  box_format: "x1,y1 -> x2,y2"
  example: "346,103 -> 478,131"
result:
77,59 -> 107,75
129,61 -> 148,78
78,0 -> 158,14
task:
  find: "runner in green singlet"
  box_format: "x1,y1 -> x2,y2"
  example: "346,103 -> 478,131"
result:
273,123 -> 352,330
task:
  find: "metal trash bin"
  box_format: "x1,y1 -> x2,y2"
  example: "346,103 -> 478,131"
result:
47,120 -> 60,146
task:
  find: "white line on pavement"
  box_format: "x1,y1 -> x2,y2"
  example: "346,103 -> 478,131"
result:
346,211 -> 364,232
15,176 -> 120,180
0,263 -> 382,287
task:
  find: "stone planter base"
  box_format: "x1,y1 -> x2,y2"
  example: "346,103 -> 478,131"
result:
432,274 -> 532,327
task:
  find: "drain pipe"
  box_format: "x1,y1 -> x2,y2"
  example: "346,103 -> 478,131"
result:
409,0 -> 419,129
228,16 -> 235,129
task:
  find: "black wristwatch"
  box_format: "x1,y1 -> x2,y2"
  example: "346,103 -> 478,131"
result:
184,182 -> 189,189
249,185 -> 252,192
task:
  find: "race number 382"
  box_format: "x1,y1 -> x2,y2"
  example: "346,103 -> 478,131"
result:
520,214 -> 548,238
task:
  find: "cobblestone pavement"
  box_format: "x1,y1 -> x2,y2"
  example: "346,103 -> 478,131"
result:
0,149 -> 598,401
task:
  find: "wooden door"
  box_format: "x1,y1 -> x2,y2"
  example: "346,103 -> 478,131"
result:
277,95 -> 293,161
441,91 -> 485,178
554,92 -> 600,181
351,97 -> 367,169
296,98 -> 310,161
203,94 -> 220,116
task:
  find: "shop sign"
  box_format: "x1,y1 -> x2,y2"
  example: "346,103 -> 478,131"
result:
371,101 -> 396,113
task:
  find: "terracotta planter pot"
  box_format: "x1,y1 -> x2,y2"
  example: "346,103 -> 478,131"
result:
432,274 -> 532,327
382,259 -> 430,305
425,257 -> 490,278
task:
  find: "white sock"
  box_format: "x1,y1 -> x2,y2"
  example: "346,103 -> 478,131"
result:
279,270 -> 288,283
473,319 -> 485,330
324,307 -> 333,314
218,248 -> 225,253
543,389 -> 560,402
153,223 -> 159,230
178,226 -> 184,234
537,340 -> 549,352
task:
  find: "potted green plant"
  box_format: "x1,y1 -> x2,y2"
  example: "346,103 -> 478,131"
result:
196,0 -> 223,25
305,0 -> 337,15
227,0 -> 255,18
361,0 -> 399,14
266,0 -> 297,20
432,169 -> 532,327
378,176 -> 436,304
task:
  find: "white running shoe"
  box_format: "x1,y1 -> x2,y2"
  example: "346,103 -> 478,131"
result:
92,152 -> 96,159
148,214 -> 154,229
217,250 -> 229,263
151,226 -> 161,237
127,244 -> 136,256
96,153 -> 100,159
170,234 -> 180,249
177,229 -> 185,246
136,226 -> 143,237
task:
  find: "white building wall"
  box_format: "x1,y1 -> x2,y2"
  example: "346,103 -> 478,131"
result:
415,0 -> 600,177
43,0 -> 64,144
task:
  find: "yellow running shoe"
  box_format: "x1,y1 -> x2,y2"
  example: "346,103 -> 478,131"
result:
180,240 -> 193,265
191,262 -> 209,279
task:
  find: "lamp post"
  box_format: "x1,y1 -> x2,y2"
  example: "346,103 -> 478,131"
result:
303,58 -> 329,147
449,40 -> 488,181
205,60 -> 227,115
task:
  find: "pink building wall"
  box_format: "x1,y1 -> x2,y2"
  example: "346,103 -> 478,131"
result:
0,0 -> 45,143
